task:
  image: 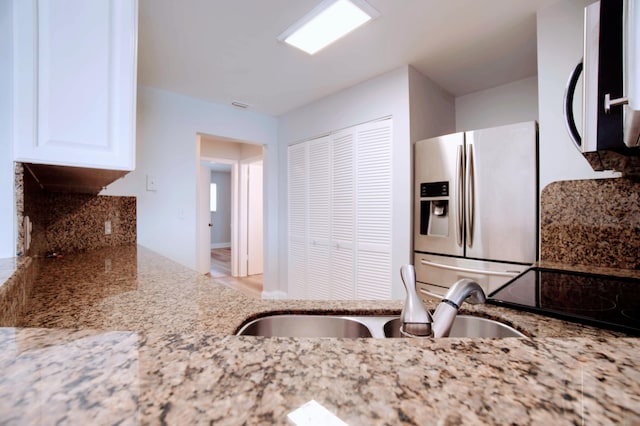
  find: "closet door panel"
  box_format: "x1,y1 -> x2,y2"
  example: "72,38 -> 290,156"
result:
287,238 -> 307,299
307,136 -> 331,243
355,120 -> 392,299
306,136 -> 331,298
331,131 -> 355,243
330,130 -> 355,299
307,242 -> 331,299
287,118 -> 393,300
356,250 -> 392,300
331,245 -> 354,299
287,143 -> 307,299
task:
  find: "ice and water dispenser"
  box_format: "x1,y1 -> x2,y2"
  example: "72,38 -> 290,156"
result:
419,181 -> 449,237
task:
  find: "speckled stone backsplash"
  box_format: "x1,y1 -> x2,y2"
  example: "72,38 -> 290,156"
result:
21,164 -> 136,257
0,257 -> 38,327
540,177 -> 640,270
14,163 -> 24,255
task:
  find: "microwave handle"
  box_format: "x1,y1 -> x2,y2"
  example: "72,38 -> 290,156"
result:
563,60 -> 583,149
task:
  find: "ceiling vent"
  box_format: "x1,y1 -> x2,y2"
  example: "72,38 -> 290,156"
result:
231,101 -> 249,109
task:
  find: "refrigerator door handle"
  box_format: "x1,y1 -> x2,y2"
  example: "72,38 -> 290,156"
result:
456,145 -> 464,247
419,259 -> 521,277
465,143 -> 475,248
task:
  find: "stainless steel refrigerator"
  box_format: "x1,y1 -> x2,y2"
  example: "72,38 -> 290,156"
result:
413,121 -> 538,300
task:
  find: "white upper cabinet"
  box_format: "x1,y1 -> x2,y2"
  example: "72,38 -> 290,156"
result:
13,0 -> 138,171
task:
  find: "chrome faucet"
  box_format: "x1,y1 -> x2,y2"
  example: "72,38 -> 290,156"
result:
399,264 -> 486,338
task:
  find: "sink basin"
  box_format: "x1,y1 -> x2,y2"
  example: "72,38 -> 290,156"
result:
383,315 -> 526,338
237,315 -> 373,338
237,314 -> 526,338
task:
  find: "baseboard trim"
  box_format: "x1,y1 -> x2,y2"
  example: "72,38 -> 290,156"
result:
211,242 -> 231,249
261,290 -> 287,300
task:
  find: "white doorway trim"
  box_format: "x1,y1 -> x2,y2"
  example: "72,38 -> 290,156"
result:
196,134 -> 265,279
196,161 -> 211,275
197,153 -> 240,276
238,161 -> 248,276
239,155 -> 264,277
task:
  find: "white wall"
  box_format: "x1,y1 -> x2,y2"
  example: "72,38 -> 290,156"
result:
201,137 -> 262,160
103,86 -> 279,289
408,66 -> 456,257
537,0 -> 618,190
241,143 -> 263,159
0,0 -> 15,258
210,171 -> 231,246
455,76 -> 539,132
409,66 -> 456,142
278,66 -> 412,299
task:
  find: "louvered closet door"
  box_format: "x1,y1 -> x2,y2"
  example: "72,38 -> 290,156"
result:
287,143 -> 307,299
330,130 -> 355,299
355,119 -> 392,299
306,136 -> 332,299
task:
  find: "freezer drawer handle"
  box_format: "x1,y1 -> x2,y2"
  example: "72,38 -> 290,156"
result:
419,259 -> 521,277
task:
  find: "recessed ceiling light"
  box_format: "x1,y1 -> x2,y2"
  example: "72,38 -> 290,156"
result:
277,0 -> 379,55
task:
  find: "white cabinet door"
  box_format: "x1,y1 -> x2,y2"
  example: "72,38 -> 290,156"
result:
13,0 -> 137,171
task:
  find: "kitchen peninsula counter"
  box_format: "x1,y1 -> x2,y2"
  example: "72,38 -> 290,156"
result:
1,245 -> 638,424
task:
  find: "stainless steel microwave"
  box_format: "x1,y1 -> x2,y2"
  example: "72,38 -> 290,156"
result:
564,0 -> 640,154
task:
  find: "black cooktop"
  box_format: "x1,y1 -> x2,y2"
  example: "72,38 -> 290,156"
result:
488,267 -> 640,336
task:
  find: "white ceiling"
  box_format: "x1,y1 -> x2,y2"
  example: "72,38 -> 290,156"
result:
138,0 -> 559,116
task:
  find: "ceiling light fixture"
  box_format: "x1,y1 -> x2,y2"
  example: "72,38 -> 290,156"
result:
277,0 -> 379,55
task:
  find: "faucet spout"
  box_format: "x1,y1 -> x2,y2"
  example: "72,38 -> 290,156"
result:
432,279 -> 486,338
442,278 -> 486,307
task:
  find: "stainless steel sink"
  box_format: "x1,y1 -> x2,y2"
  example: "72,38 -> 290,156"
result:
237,315 -> 373,338
383,315 -> 526,338
237,314 -> 526,338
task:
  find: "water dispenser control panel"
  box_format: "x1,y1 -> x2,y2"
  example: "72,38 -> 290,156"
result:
420,181 -> 448,197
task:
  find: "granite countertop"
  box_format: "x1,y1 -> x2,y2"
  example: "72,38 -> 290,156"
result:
1,245 -> 639,424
